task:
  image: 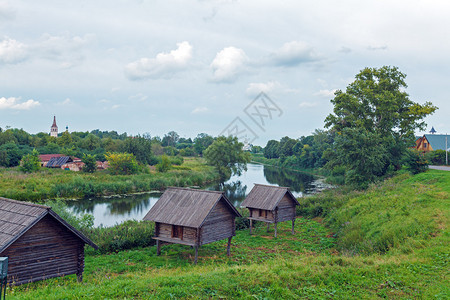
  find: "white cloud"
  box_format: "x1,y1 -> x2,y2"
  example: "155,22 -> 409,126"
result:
125,41 -> 193,80
0,97 -> 40,110
210,46 -> 247,82
314,89 -> 336,98
271,41 -> 321,67
58,98 -> 72,105
299,101 -> 318,109
128,93 -> 148,102
111,104 -> 120,109
0,37 -> 28,64
246,81 -> 281,96
37,33 -> 95,67
191,106 -> 208,114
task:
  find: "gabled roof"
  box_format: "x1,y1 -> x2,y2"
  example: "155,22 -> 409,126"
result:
46,156 -> 73,168
143,187 -> 241,228
0,197 -> 97,253
241,184 -> 299,211
424,134 -> 449,151
39,154 -> 64,162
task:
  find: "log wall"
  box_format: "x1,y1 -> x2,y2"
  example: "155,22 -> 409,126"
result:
276,194 -> 296,222
156,223 -> 197,244
0,215 -> 84,285
201,199 -> 235,245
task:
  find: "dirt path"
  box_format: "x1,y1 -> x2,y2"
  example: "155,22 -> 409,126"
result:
429,165 -> 450,171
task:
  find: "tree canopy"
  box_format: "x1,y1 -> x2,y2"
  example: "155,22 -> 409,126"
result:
204,136 -> 251,182
325,66 -> 437,187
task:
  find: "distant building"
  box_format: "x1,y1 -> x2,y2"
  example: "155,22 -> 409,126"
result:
415,134 -> 449,152
50,116 -> 58,137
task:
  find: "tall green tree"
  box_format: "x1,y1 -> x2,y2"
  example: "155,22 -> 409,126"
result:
204,136 -> 251,182
325,66 -> 437,187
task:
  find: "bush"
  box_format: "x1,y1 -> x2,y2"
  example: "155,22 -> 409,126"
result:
156,155 -> 171,172
106,152 -> 139,175
82,154 -> 97,173
20,149 -> 41,173
403,149 -> 428,174
425,150 -> 447,165
84,220 -> 155,254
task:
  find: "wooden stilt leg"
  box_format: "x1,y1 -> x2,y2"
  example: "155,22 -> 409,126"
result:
227,237 -> 232,256
274,222 -> 278,238
249,219 -> 253,235
156,240 -> 161,256
194,245 -> 199,264
267,223 -> 270,232
292,219 -> 295,235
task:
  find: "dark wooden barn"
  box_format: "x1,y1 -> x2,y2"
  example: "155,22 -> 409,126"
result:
241,184 -> 299,237
143,187 -> 241,264
0,198 -> 98,285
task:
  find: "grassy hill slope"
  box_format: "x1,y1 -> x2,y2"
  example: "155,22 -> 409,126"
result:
8,170 -> 449,299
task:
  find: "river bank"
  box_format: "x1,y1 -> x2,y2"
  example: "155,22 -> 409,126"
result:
0,157 -> 219,201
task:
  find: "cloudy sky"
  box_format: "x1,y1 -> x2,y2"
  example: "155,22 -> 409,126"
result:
1,0 -> 449,145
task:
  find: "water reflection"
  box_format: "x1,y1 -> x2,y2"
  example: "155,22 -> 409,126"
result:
66,163 -> 320,227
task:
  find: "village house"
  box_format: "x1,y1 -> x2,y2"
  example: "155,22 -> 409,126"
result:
0,198 -> 98,285
143,187 -> 241,264
415,134 -> 449,152
241,184 -> 299,237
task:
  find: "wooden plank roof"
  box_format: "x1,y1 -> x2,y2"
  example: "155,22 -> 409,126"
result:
0,197 -> 97,252
143,187 -> 241,228
241,184 -> 300,211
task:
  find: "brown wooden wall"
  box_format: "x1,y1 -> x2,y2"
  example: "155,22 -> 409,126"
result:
156,223 -> 198,244
248,208 -> 274,222
200,199 -> 235,245
276,194 -> 296,222
0,215 -> 84,285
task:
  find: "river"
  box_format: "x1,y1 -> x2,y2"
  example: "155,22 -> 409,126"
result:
65,163 -> 330,227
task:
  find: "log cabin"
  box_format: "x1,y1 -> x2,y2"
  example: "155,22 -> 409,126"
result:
143,187 -> 241,264
0,198 -> 98,285
241,184 -> 299,237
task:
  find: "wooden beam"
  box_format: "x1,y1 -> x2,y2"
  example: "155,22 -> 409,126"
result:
227,237 -> 232,256
267,223 -> 270,233
156,240 -> 161,256
249,219 -> 253,235
292,218 -> 295,235
194,246 -> 199,264
274,222 -> 278,238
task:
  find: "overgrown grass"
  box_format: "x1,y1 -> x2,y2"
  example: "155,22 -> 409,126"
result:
298,170 -> 449,255
6,170 -> 450,299
0,157 -> 218,201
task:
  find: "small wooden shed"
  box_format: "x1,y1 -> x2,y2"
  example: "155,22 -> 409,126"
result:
241,184 -> 299,237
143,187 -> 241,264
0,198 -> 98,285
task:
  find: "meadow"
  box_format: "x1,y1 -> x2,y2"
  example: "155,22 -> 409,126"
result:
7,169 -> 449,299
0,157 -> 218,201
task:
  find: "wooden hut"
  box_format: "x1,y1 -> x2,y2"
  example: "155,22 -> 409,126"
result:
143,187 -> 241,264
241,184 -> 299,237
0,198 -> 98,285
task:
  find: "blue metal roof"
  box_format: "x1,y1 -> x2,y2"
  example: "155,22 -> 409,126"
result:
424,134 -> 449,151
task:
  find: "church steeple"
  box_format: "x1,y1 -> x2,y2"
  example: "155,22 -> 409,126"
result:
50,116 -> 58,138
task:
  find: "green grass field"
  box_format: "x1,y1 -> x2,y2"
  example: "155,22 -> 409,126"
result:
7,170 -> 450,299
0,157 -> 218,201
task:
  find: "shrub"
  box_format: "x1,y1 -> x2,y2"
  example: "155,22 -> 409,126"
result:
403,148 -> 429,174
82,154 -> 97,173
20,149 -> 41,173
425,150 -> 447,165
106,152 -> 139,175
156,155 -> 171,172
84,220 -> 155,254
